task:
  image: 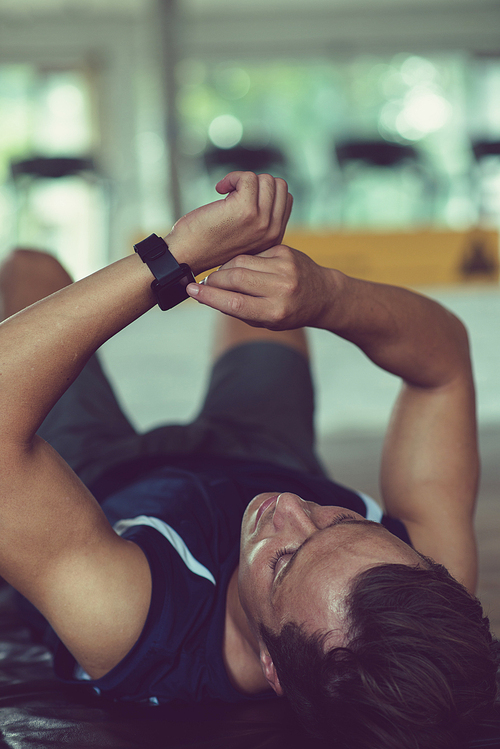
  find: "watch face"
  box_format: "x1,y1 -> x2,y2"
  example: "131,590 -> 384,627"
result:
153,266 -> 196,310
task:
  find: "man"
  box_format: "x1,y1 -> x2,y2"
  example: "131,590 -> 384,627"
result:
0,172 -> 497,749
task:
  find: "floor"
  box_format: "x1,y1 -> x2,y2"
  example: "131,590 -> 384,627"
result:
99,283 -> 500,636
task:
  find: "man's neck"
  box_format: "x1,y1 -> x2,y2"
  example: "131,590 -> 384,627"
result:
223,565 -> 270,695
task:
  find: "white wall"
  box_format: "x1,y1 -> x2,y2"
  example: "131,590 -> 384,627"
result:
0,5 -> 170,263
180,0 -> 500,59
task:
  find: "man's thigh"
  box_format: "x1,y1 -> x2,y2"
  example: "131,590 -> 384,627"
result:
141,341 -> 326,476
40,340 -> 326,493
37,353 -> 141,487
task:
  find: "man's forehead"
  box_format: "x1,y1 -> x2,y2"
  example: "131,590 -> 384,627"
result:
271,518 -> 388,598
269,520 -> 416,632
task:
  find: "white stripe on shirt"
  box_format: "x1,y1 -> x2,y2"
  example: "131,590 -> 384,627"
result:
356,492 -> 384,523
113,515 -> 216,586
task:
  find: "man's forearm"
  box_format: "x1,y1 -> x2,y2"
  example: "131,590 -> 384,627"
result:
0,254 -> 157,446
317,268 -> 471,389
324,270 -> 479,589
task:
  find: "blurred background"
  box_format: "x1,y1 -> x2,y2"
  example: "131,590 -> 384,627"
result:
0,0 -> 499,276
0,0 -> 499,631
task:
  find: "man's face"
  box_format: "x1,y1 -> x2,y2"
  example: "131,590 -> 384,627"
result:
238,492 -> 422,645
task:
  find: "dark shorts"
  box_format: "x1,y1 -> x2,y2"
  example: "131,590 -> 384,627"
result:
38,341 -> 326,490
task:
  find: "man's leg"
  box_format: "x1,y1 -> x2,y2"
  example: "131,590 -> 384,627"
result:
184,312 -> 326,475
137,307 -> 325,474
0,249 -> 142,489
0,248 -> 72,320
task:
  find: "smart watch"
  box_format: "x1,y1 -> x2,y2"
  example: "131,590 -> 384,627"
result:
134,233 -> 195,310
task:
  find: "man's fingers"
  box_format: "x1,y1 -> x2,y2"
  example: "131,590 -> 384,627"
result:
256,173 -> 276,210
215,172 -> 291,243
210,171 -> 292,260
283,193 -> 293,237
201,264 -> 276,297
216,253 -> 273,272
229,244 -> 293,264
215,171 -> 258,196
267,178 -> 290,243
186,282 -> 264,324
186,245 -> 304,328
211,246 -> 292,283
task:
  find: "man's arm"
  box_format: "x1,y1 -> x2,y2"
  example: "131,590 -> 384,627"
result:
187,245 -> 478,592
0,172 -> 292,678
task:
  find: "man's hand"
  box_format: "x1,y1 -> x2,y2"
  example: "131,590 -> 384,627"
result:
186,245 -> 331,329
164,172 -> 292,275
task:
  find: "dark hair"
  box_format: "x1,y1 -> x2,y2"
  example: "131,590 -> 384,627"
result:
260,560 -> 499,749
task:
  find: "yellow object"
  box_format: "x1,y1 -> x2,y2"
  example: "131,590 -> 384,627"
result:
283,228 -> 499,287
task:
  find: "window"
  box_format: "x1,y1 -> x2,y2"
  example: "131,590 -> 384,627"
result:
0,65 -> 106,279
176,53 -> 500,231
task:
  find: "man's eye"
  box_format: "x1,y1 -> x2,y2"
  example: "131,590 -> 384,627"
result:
268,547 -> 293,572
329,512 -> 357,527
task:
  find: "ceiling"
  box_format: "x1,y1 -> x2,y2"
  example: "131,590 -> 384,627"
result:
0,0 -> 498,59
0,0 -> 497,15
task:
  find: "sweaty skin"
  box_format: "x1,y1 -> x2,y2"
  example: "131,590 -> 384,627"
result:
237,493 -> 422,652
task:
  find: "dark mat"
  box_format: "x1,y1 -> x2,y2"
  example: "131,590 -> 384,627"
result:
1,584 -> 499,749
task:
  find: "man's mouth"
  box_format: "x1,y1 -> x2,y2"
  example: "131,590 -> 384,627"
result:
254,495 -> 278,531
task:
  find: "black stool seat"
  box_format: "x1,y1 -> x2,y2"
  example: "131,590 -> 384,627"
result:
204,144 -> 286,174
335,139 -> 419,169
10,156 -> 96,180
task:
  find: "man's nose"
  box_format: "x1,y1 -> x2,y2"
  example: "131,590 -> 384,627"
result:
272,493 -> 316,534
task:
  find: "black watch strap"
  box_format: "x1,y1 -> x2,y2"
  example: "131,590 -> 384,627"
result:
134,233 -> 195,310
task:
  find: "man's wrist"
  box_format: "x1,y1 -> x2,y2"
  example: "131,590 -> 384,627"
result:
312,267 -> 346,332
134,234 -> 196,310
162,232 -> 203,277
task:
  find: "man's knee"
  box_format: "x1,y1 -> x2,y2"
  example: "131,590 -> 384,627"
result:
1,248 -> 70,278
0,248 -> 73,288
0,249 -> 73,320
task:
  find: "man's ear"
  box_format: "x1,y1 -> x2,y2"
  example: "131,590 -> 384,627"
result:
259,648 -> 284,696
